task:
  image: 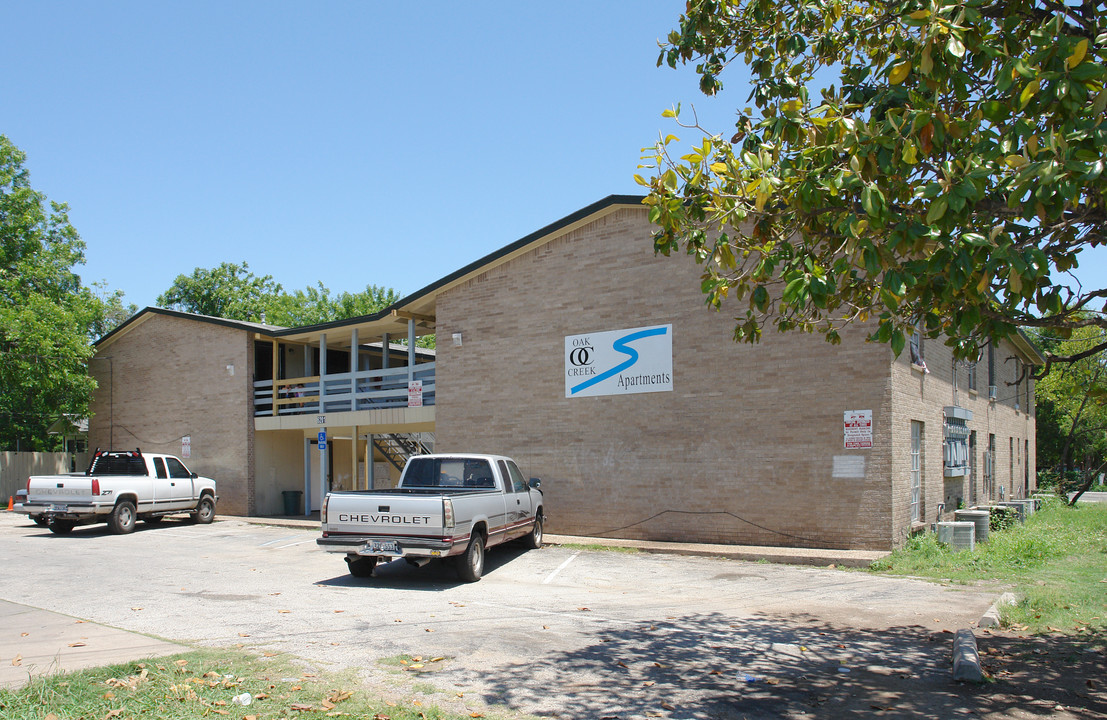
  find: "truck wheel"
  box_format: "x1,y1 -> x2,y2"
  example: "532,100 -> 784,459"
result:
522,513 -> 543,549
190,496 -> 216,524
49,519 -> 75,535
108,501 -> 137,534
32,516 -> 49,527
345,555 -> 377,578
456,533 -> 485,582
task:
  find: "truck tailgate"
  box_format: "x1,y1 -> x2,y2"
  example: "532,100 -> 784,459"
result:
323,490 -> 448,537
27,476 -> 97,507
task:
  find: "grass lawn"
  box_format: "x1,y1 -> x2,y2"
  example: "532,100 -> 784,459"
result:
869,498 -> 1107,634
0,648 -> 504,720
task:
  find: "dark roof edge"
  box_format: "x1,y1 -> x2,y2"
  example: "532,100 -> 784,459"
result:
95,307 -> 286,347
270,193 -> 646,337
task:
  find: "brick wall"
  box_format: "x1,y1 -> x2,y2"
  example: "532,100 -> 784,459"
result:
434,207 -> 905,549
88,314 -> 254,515
888,335 -> 1036,544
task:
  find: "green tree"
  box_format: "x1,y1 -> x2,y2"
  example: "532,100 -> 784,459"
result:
1033,327 -> 1107,503
156,261 -> 282,322
263,282 -> 401,327
0,135 -> 125,450
639,0 -> 1106,372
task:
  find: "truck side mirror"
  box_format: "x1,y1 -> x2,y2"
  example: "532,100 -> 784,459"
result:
529,478 -> 542,491
191,472 -> 198,479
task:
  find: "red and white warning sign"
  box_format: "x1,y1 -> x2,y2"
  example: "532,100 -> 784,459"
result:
843,410 -> 873,449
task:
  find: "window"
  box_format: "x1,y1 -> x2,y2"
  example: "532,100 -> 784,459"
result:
967,358 -> 977,391
500,460 -> 529,493
403,457 -> 494,488
89,452 -> 147,476
969,431 -> 978,505
988,343 -> 996,389
910,421 -> 923,523
1015,359 -> 1022,411
909,328 -> 926,370
165,457 -> 192,479
153,457 -> 168,479
984,434 -> 995,500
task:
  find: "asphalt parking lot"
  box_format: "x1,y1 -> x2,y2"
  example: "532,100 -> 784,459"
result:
1,512 -> 1005,718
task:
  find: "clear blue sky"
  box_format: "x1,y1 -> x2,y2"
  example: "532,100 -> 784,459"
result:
4,1 -> 736,309
4,1 -> 1103,312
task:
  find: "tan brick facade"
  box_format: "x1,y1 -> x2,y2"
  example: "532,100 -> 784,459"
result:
84,200 -> 1036,549
88,313 -> 255,516
433,207 -> 1036,550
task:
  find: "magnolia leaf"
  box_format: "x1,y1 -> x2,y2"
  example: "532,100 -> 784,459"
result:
11,654 -> 22,667
909,9 -> 930,19
1020,79 -> 1040,108
1004,155 -> 1028,169
926,196 -> 948,224
889,61 -> 911,85
1067,39 -> 1088,69
947,35 -> 965,58
781,99 -> 803,113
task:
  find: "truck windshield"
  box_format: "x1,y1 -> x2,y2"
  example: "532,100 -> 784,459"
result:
88,453 -> 147,476
403,458 -> 496,489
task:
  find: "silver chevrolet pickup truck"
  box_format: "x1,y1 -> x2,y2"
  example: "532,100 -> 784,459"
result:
317,453 -> 544,581
18,449 -> 218,535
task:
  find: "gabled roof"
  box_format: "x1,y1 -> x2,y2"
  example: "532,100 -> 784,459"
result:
268,194 -> 646,344
95,195 -> 647,349
95,307 -> 287,349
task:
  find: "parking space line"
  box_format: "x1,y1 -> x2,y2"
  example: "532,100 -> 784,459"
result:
272,539 -> 315,549
542,550 -> 580,585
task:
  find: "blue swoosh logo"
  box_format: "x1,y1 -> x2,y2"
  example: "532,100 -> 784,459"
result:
570,326 -> 669,395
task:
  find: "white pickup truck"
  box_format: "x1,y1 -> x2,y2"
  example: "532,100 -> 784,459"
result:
317,453 -> 544,582
18,449 -> 218,535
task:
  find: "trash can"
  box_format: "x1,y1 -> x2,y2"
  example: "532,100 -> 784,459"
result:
281,490 -> 303,516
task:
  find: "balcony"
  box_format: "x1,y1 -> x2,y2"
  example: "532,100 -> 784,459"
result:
253,363 -> 436,416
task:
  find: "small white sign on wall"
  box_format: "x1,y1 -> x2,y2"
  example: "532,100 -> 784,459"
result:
844,410 -> 873,449
181,435 -> 191,459
565,324 -> 673,398
408,380 -> 423,407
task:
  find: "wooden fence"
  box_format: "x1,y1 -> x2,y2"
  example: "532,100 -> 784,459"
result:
0,452 -> 85,504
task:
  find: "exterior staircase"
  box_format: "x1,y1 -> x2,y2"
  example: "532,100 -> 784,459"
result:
373,433 -> 434,471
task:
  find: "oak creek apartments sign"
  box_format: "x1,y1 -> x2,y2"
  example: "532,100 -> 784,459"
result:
565,324 -> 673,398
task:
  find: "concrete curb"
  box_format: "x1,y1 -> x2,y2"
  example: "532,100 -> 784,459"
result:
978,591 -> 1017,629
951,592 -> 1018,683
952,628 -> 983,682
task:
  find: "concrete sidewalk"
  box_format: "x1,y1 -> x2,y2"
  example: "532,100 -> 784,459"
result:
0,599 -> 184,689
233,514 -> 889,568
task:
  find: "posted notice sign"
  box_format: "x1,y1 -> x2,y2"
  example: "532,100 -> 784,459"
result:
844,410 -> 873,449
565,324 -> 673,398
408,380 -> 423,408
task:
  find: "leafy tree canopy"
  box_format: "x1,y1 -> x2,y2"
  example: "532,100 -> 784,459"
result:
264,282 -> 400,327
1032,326 -> 1106,501
157,261 -> 282,322
0,135 -> 132,450
639,0 -> 1107,374
156,267 -> 430,346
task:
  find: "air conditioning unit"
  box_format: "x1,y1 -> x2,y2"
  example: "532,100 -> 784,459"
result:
987,385 -> 997,400
937,521 -> 976,551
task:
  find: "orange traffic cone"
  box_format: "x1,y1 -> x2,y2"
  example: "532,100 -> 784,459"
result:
6,496 -> 12,511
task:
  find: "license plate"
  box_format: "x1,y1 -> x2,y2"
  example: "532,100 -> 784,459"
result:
368,540 -> 399,554
49,504 -> 68,513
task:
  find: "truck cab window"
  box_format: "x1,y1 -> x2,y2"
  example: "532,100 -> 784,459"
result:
166,457 -> 192,479
153,457 -> 168,479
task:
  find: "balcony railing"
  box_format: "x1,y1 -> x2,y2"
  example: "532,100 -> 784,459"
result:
253,363 -> 436,416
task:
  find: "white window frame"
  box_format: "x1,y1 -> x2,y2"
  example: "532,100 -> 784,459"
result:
910,421 -> 922,523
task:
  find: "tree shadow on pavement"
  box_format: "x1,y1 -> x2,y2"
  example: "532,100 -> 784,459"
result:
441,611 -> 1105,720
